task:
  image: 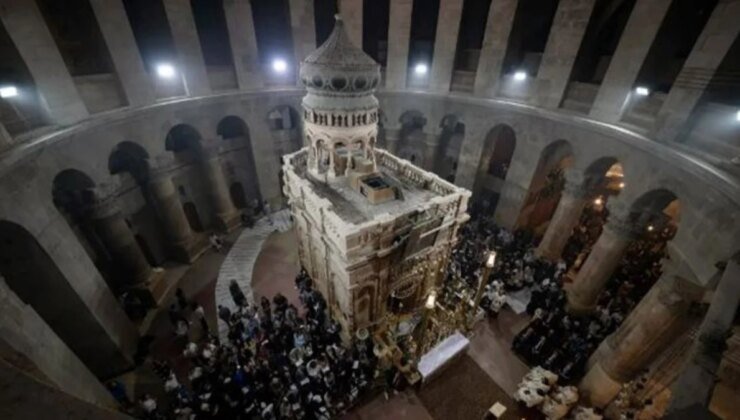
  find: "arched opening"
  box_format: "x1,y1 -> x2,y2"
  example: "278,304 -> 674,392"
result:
183,202 -> 204,232
434,115 -> 465,180
0,220 -> 115,377
472,124 -> 517,215
108,141 -> 151,185
517,139 -> 573,235
165,124 -> 203,162
217,116 -> 262,204
268,106 -> 303,156
563,158 -> 625,270
397,110 -> 427,165
229,182 -> 248,209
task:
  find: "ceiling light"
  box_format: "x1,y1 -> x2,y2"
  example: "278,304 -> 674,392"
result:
514,71 -> 527,81
635,86 -> 649,96
0,85 -> 18,98
156,63 -> 176,79
414,63 -> 428,76
736,110 -> 740,122
272,59 -> 288,74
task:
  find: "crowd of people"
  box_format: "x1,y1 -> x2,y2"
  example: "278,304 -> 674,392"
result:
515,366 -> 585,419
132,270 -> 377,419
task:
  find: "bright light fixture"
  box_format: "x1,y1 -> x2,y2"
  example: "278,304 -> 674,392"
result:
647,225 -> 655,232
486,251 -> 497,268
272,58 -> 288,74
0,85 -> 18,98
736,110 -> 740,122
594,197 -> 603,206
414,63 -> 428,76
514,71 -> 527,81
425,291 -> 437,310
618,182 -> 625,189
156,63 -> 176,79
635,86 -> 650,96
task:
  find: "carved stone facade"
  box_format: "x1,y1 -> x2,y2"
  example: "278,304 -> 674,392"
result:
284,18 -> 470,336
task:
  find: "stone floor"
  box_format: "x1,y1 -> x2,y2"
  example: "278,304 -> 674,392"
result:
121,217 -> 536,420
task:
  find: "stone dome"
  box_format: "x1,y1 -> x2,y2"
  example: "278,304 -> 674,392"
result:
299,15 -> 381,95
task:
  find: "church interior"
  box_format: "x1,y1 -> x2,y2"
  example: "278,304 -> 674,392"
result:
0,0 -> 739,419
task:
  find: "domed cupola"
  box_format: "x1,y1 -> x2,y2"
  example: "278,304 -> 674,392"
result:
299,15 -> 381,98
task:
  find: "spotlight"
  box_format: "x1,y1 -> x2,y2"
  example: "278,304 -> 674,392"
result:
414,63 -> 428,76
0,85 -> 18,98
513,71 -> 527,81
594,197 -> 603,206
272,58 -> 288,74
635,86 -> 650,96
736,110 -> 740,122
647,225 -> 655,232
156,63 -> 176,79
618,182 -> 625,189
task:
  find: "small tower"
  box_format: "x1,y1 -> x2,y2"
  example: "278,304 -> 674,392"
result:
299,15 -> 381,180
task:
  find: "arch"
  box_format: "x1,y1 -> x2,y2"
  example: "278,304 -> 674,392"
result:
434,114 -> 466,179
52,169 -> 97,219
108,141 -> 151,184
217,116 -> 249,140
268,105 -> 303,153
628,189 -> 680,229
0,220 -> 112,376
183,202 -> 204,232
399,110 -> 427,135
165,124 -> 203,154
517,139 -> 574,234
471,124 -> 517,212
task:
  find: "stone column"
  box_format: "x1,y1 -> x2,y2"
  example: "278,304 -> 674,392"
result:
589,0 -> 672,123
90,198 -> 152,285
201,145 -> 240,232
0,0 -> 88,125
340,0 -> 363,47
223,0 -> 264,90
146,164 -> 195,262
473,0 -> 519,97
244,112 -> 282,206
668,258 -> 740,413
531,0 -> 597,108
567,210 -> 638,313
536,172 -> 591,261
652,0 -> 740,143
429,0 -> 464,93
290,0 -> 316,84
385,0 -> 413,90
161,0 -> 211,96
89,0 -> 155,107
579,271 -> 704,407
422,133 -> 441,171
0,122 -> 12,150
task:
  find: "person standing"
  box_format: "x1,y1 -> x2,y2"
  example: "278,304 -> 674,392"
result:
191,302 -> 209,336
263,200 -> 273,225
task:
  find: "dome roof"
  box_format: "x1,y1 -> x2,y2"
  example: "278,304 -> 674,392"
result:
300,15 -> 381,95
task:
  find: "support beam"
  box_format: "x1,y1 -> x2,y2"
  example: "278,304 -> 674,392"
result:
429,0 -> 464,93
0,0 -> 88,125
385,0 -> 413,90
473,0 -> 519,97
289,0 -> 316,84
653,0 -> 740,143
339,0 -> 363,48
223,0 -> 264,90
589,0 -> 672,123
161,0 -> 211,96
668,258 -> 740,413
531,0 -> 597,108
89,0 -> 156,107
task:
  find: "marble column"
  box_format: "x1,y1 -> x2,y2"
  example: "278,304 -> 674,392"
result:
385,0 -> 413,90
161,0 -> 211,96
589,0 -> 672,123
536,172 -> 591,261
473,0 -> 519,97
653,0 -> 740,143
422,133 -> 441,171
0,122 -> 12,150
289,0 -> 316,84
668,258 -> 740,413
339,0 -> 363,47
567,210 -> 638,313
146,164 -> 195,262
579,271 -> 704,407
0,0 -> 88,125
429,0 -> 464,93
201,146 -> 240,232
89,0 -> 155,107
531,0 -> 597,108
90,198 -> 152,285
223,0 -> 264,90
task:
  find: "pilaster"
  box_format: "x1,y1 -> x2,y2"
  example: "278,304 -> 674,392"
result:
161,0 -> 212,96
429,0 -> 464,93
473,0 -> 519,97
339,0 -> 363,47
385,0 -> 413,90
223,0 -> 264,90
290,0 -> 317,85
